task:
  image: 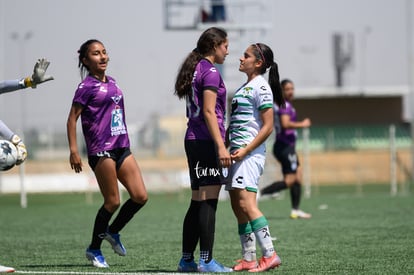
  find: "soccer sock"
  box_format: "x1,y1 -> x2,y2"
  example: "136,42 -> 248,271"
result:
90,205 -> 114,250
238,223 -> 256,262
182,200 -> 200,261
199,199 -> 218,263
290,182 -> 301,210
261,181 -> 288,195
251,216 -> 275,258
108,199 -> 145,234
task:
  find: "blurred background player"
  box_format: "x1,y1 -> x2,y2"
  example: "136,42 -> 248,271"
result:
67,39 -> 148,268
226,43 -> 284,272
0,58 -> 54,273
174,27 -> 232,273
260,79 -> 312,219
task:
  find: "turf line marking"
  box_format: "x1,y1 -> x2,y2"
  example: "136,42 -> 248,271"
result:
16,271 -> 188,275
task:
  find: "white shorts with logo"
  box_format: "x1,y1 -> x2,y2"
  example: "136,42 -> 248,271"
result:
226,153 -> 266,193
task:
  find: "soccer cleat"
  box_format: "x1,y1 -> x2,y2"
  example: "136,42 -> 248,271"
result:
198,259 -> 233,272
177,258 -> 198,272
85,248 -> 109,268
0,264 -> 15,273
233,259 -> 257,271
297,209 -> 312,219
104,231 -> 126,256
290,210 -> 299,219
291,209 -> 312,219
248,252 -> 281,272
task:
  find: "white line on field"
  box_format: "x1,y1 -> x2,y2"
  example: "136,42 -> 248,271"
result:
16,271 -> 188,275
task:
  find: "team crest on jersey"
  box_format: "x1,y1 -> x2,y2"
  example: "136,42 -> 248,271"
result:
209,67 -> 217,73
111,95 -> 122,104
241,87 -> 253,97
110,107 -> 126,136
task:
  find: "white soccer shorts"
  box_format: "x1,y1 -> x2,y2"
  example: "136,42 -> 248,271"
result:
226,153 -> 265,192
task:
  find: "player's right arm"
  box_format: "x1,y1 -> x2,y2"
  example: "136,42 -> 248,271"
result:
280,114 -> 311,129
67,103 -> 83,173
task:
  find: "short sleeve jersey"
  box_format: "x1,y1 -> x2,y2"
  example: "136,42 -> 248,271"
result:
72,75 -> 130,155
228,75 -> 273,154
185,59 -> 227,141
276,101 -> 297,146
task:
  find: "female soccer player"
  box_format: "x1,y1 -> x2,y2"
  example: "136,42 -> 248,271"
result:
226,43 -> 284,272
0,58 -> 53,274
260,79 -> 312,219
67,39 -> 148,268
174,27 -> 232,273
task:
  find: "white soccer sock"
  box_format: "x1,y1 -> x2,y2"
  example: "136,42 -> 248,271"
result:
240,231 -> 256,261
254,225 -> 275,258
251,216 -> 275,258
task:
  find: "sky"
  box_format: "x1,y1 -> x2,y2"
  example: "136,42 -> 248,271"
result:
0,0 -> 412,132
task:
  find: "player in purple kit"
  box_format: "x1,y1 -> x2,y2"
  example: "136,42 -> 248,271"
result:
261,79 -> 312,219
67,39 -> 147,268
174,27 -> 232,273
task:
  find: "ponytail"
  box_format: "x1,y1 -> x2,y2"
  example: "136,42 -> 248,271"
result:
174,50 -> 202,99
268,61 -> 284,107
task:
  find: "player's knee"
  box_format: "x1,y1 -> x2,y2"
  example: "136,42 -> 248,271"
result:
104,200 -> 121,212
131,193 -> 148,205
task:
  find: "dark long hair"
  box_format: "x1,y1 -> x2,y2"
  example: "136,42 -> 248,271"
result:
281,79 -> 293,89
77,39 -> 103,80
174,27 -> 227,99
251,43 -> 285,107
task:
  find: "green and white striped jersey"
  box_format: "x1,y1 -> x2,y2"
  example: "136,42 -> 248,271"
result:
228,75 -> 273,154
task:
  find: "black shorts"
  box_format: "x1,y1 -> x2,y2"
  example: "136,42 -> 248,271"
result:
273,141 -> 300,175
88,147 -> 132,171
185,139 -> 229,190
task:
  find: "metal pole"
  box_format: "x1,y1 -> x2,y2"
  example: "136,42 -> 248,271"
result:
390,125 -> 397,196
10,31 -> 32,208
302,127 -> 311,198
407,0 -> 414,193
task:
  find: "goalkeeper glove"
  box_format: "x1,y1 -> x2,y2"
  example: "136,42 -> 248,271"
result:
24,58 -> 54,88
10,134 -> 27,165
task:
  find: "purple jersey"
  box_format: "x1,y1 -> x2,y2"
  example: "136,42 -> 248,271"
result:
185,59 -> 227,140
276,101 -> 297,146
72,75 -> 130,155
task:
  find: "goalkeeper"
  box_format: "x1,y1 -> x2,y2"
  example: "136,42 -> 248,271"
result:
0,58 -> 53,273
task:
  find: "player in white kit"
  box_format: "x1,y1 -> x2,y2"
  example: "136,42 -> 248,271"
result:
226,43 -> 284,272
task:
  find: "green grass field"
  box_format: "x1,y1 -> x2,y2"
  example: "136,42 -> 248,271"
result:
0,184 -> 413,274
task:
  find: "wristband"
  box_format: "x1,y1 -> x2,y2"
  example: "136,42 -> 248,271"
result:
23,77 -> 33,88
